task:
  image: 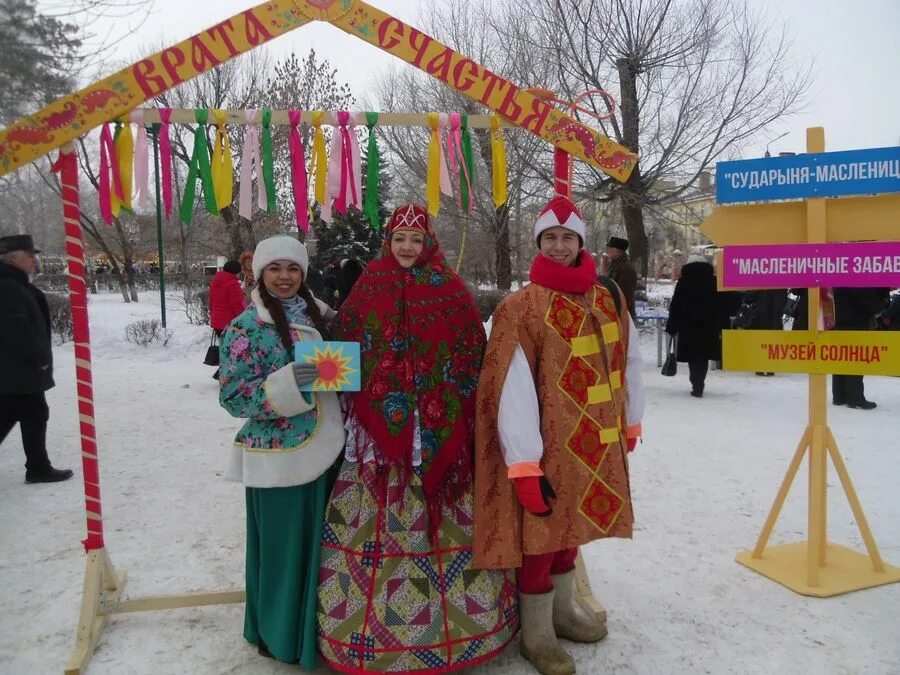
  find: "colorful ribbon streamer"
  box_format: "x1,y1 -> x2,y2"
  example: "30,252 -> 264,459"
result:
288,110 -> 310,233
308,111 -> 328,205
261,109 -> 277,214
111,120 -> 133,216
322,111 -> 362,223
446,112 -> 475,214
130,110 -> 149,210
363,111 -> 381,229
159,108 -> 174,220
239,109 -> 267,220
98,123 -> 123,225
460,113 -> 476,213
210,109 -> 233,211
491,115 -> 508,207
180,108 -> 217,224
438,113 -> 453,198
427,113 -> 441,215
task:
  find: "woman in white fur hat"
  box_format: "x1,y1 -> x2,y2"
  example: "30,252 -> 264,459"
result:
218,235 -> 346,667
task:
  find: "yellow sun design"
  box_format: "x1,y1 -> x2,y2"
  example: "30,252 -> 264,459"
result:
301,344 -> 357,391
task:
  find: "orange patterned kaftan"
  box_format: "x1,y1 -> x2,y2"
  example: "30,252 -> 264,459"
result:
473,281 -> 633,569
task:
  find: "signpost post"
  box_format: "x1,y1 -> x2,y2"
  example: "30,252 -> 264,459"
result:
700,129 -> 900,596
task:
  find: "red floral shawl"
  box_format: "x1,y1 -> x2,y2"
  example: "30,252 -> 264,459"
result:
336,209 -> 485,524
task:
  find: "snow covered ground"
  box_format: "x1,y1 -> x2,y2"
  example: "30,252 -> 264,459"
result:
1,292 -> 898,675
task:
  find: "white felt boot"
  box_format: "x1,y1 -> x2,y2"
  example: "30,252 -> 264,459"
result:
551,570 -> 608,643
519,590 -> 576,675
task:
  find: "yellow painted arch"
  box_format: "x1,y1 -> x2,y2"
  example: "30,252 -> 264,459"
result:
0,0 -> 637,181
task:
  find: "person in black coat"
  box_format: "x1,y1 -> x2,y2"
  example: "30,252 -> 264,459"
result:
832,287 -> 889,410
335,258 -> 364,309
0,235 -> 73,483
666,256 -> 720,397
790,288 -> 809,331
880,291 -> 900,330
744,288 -> 788,375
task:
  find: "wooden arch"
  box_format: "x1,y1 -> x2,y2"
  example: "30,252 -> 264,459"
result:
2,3 -> 633,672
0,0 -> 636,181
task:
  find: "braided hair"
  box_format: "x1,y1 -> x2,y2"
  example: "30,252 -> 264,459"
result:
257,279 -> 331,354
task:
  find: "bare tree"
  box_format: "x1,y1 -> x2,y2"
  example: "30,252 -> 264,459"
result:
37,0 -> 155,72
373,0 -> 560,289
152,49 -> 279,265
29,143 -> 145,302
510,0 -> 812,274
262,49 -> 355,241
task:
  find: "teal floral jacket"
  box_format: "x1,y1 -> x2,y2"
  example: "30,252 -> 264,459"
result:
219,289 -> 345,488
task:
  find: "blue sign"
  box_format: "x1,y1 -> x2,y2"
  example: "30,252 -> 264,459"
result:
716,146 -> 900,204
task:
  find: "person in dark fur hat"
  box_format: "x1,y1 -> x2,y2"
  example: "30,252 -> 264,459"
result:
0,234 -> 74,483
606,236 -> 637,318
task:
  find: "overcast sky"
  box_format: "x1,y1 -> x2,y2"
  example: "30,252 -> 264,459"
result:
54,0 -> 900,159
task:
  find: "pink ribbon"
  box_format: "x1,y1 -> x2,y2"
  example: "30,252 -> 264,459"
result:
130,110 -> 150,210
98,123 -> 123,225
446,112 -> 474,213
288,110 -> 310,233
159,108 -> 174,219
239,110 -> 267,220
322,111 -> 362,223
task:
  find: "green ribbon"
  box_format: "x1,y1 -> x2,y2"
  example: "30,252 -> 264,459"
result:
460,113 -> 475,213
261,108 -> 277,214
363,111 -> 381,230
180,109 -> 217,223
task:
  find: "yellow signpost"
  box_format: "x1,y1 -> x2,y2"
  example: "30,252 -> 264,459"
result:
701,128 -> 900,596
700,193 -> 900,246
723,330 -> 900,376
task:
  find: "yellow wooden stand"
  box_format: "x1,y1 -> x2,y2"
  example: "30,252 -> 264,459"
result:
64,547 -> 243,675
574,551 -> 608,626
735,128 -> 900,597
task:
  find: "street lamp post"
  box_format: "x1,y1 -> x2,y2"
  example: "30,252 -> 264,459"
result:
765,131 -> 790,158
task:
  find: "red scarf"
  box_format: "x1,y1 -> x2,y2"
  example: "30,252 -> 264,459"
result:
529,249 -> 597,293
336,208 -> 485,530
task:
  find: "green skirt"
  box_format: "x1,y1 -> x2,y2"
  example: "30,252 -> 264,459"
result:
244,476 -> 328,668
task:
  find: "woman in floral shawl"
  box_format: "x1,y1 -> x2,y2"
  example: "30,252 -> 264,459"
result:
317,204 -> 518,673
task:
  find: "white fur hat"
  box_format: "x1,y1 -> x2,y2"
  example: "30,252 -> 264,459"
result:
686,254 -> 709,265
534,195 -> 586,244
252,236 -> 309,280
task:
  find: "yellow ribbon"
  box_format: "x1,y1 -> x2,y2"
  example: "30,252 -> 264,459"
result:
210,109 -> 233,210
309,111 -> 328,205
491,116 -> 507,207
426,112 -> 441,216
112,121 -> 134,215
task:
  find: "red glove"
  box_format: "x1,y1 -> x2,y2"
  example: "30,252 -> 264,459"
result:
514,476 -> 557,517
627,437 -> 639,453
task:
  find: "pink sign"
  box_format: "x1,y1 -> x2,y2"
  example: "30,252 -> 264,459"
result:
722,242 -> 900,288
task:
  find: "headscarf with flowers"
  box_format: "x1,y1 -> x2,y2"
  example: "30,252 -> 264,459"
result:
336,203 -> 485,526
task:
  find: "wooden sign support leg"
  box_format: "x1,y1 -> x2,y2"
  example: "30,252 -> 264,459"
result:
750,428 -> 810,557
825,429 -> 885,573
573,551 -> 608,628
735,128 -> 900,597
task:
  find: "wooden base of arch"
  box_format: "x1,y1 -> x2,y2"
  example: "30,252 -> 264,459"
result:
63,547 -> 243,674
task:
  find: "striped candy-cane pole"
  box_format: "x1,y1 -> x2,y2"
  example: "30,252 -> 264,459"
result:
52,145 -> 104,552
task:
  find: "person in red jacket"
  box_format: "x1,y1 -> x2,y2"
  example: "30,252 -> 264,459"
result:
209,260 -> 247,379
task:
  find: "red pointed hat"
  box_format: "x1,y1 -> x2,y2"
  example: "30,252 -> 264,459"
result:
534,195 -> 586,244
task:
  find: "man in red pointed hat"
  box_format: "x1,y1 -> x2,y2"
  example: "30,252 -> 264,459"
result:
473,195 -> 645,675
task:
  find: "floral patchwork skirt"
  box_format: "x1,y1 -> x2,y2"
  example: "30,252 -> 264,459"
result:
317,459 -> 519,673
